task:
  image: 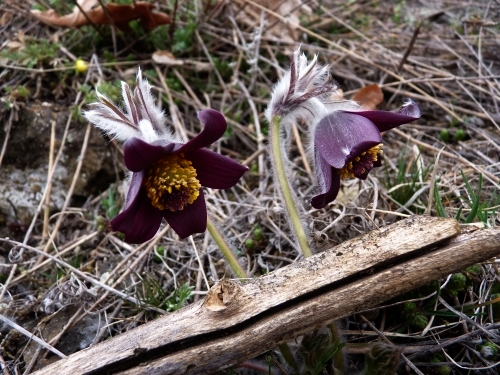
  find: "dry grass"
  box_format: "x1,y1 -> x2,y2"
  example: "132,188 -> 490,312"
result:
0,0 -> 499,373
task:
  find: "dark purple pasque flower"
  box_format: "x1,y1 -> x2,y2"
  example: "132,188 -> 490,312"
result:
311,99 -> 421,209
84,69 -> 247,243
111,109 -> 248,243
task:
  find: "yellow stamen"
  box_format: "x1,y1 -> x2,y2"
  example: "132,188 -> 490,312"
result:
339,144 -> 383,180
144,153 -> 201,212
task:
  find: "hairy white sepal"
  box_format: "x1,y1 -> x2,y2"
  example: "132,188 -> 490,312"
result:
266,48 -> 333,123
84,99 -> 141,141
138,119 -> 159,143
84,68 -> 180,144
266,48 -> 362,148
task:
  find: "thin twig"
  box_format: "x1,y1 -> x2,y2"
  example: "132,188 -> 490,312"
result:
0,108 -> 14,168
0,313 -> 66,359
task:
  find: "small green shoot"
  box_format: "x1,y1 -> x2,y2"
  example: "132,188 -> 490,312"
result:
244,239 -> 255,253
5,86 -> 30,100
392,1 -> 407,25
439,129 -> 450,143
402,302 -> 428,329
136,275 -> 193,312
454,129 -> 466,141
102,185 -> 119,220
1,38 -> 61,68
461,170 -> 482,223
165,283 -> 194,311
459,171 -> 500,225
480,342 -> 499,360
296,328 -> 346,375
434,179 -> 447,218
172,21 -> 197,54
429,354 -> 451,374
384,146 -> 430,214
153,245 -> 166,263
444,273 -> 467,297
364,343 -> 400,375
435,171 -> 500,225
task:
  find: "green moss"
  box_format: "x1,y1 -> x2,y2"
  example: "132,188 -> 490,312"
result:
444,273 -> 466,296
453,129 -> 466,141
364,342 -> 399,375
439,129 -> 450,142
480,342 -> 498,360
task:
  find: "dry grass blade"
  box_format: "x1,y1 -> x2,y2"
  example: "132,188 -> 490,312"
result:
0,314 -> 66,359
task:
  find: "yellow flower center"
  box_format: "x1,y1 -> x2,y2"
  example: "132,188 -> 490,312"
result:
339,144 -> 383,180
144,153 -> 201,212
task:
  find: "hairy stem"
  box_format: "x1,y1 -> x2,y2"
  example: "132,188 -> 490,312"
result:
329,322 -> 346,374
278,343 -> 299,371
207,216 -> 247,279
271,116 -> 344,372
270,115 -> 312,258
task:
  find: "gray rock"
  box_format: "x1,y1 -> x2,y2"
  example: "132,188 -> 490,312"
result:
0,101 -> 118,226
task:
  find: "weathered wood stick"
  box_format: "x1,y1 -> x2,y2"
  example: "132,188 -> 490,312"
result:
33,216 -> 500,375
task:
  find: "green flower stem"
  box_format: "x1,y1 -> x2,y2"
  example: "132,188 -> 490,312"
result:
329,322 -> 346,374
207,216 -> 247,279
271,115 -> 313,258
278,343 -> 299,371
271,116 -> 344,372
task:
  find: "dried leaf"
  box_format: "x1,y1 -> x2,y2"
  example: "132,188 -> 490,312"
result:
152,51 -> 212,71
352,84 -> 384,110
31,0 -> 98,28
31,0 -> 170,31
6,41 -> 24,50
0,12 -> 12,27
152,51 -> 184,66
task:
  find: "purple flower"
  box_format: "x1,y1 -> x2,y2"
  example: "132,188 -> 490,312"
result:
311,99 -> 421,209
84,69 -> 247,243
112,109 -> 247,243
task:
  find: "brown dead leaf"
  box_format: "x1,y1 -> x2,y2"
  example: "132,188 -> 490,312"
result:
5,41 -> 24,50
352,84 -> 384,110
17,30 -> 25,43
152,51 -> 212,72
31,0 -> 170,31
0,12 -> 12,26
152,51 -> 183,66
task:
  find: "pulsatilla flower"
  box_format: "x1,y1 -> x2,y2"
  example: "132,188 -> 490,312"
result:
311,99 -> 421,209
85,70 -> 247,243
265,48 -> 421,210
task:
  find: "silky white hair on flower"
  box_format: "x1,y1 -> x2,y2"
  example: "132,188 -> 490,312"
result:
131,69 -> 171,138
266,48 -> 335,125
84,68 -> 179,143
265,49 -> 368,163
84,90 -> 142,141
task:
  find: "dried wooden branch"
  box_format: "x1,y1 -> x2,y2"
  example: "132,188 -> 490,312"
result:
33,216 -> 500,374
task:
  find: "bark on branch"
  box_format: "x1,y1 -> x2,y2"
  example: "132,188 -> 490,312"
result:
33,216 -> 500,374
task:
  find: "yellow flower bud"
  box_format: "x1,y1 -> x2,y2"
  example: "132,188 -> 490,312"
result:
75,59 -> 88,73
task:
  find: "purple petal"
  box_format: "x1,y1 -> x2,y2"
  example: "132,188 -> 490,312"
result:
398,99 -> 421,118
347,99 -> 421,133
123,137 -> 175,172
311,148 -> 341,209
110,172 -> 163,244
186,149 -> 248,189
177,109 -> 227,153
315,112 -> 381,169
163,189 -> 207,239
